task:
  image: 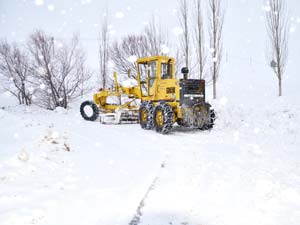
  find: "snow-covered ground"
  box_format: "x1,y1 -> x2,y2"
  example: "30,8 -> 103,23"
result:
0,92 -> 299,225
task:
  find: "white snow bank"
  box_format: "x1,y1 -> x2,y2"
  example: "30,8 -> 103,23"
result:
0,94 -> 299,225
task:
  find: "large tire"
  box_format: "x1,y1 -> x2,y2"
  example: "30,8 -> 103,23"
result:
153,102 -> 174,134
200,108 -> 216,130
80,101 -> 99,121
208,109 -> 216,129
139,101 -> 154,130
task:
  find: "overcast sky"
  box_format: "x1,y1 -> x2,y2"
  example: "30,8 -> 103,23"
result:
0,0 -> 300,98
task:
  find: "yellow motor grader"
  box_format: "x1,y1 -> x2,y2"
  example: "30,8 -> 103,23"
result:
80,55 -> 215,133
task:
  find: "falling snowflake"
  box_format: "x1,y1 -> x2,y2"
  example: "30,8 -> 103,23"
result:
35,0 -> 44,6
28,87 -> 34,93
115,12 -> 124,19
297,18 -> 300,23
172,9 -> 177,15
13,133 -> 19,139
127,55 -> 137,63
81,0 -> 92,5
290,27 -> 296,33
161,44 -> 170,54
57,43 -> 63,48
47,4 -> 55,11
40,83 -> 46,89
262,6 -> 271,12
109,30 -> 116,35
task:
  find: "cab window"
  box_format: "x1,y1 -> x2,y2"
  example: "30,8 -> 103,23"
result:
139,63 -> 148,96
161,63 -> 172,79
149,61 -> 156,87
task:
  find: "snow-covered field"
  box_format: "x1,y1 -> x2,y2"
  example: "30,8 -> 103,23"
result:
0,93 -> 299,225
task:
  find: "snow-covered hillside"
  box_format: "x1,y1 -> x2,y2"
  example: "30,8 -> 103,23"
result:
0,93 -> 299,225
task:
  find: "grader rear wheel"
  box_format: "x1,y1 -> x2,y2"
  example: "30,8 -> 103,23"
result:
199,108 -> 216,130
153,102 -> 174,134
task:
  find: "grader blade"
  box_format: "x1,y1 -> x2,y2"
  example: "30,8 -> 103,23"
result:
99,109 -> 139,124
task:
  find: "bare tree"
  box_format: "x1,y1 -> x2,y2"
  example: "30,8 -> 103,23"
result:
144,16 -> 169,56
56,36 -> 92,107
208,0 -> 225,99
110,34 -> 149,80
265,0 -> 289,97
194,0 -> 206,79
179,0 -> 190,68
99,13 -> 110,89
174,47 -> 183,78
28,30 -> 92,109
0,40 -> 34,105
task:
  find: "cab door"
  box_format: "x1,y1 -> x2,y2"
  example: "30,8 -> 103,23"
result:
148,61 -> 157,97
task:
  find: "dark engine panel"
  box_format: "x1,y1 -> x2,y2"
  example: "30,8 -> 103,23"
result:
179,79 -> 206,106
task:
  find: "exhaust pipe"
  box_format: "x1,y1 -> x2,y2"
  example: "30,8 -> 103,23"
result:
181,67 -> 189,80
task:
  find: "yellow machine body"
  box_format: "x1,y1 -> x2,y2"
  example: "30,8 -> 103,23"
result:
136,55 -> 214,133
92,72 -> 141,113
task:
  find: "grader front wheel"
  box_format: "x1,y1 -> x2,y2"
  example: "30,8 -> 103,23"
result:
80,101 -> 99,121
153,102 -> 174,134
139,101 -> 154,130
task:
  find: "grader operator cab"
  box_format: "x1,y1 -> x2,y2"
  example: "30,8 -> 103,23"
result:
137,56 -> 215,134
80,55 -> 215,134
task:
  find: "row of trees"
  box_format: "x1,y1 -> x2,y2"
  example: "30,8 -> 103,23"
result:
178,0 -> 224,99
0,0 -> 290,109
0,31 -> 91,109
99,0 -> 289,98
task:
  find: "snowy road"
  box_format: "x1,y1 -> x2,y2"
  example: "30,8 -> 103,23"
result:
0,98 -> 300,225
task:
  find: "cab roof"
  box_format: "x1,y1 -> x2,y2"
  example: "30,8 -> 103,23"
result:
136,55 -> 175,63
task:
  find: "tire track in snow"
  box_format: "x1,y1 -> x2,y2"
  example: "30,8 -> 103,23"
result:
128,161 -> 166,225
